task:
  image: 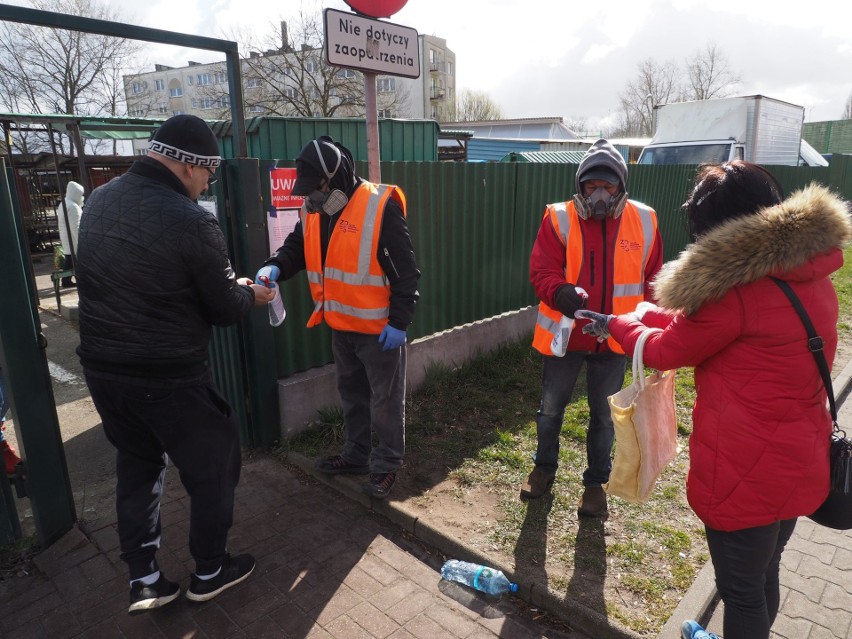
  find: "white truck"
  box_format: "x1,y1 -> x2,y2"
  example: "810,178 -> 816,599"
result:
637,95 -> 828,166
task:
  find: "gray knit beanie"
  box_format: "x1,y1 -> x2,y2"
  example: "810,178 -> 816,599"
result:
575,139 -> 628,194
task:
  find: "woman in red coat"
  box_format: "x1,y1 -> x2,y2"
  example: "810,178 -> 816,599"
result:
577,161 -> 852,639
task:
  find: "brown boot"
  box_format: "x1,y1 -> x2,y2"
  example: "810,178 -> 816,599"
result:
577,486 -> 608,518
520,467 -> 555,500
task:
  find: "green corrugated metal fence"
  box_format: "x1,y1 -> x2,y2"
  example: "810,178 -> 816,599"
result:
252,156 -> 851,378
803,121 -> 852,155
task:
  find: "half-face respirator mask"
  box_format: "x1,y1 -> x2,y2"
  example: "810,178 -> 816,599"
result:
573,187 -> 628,220
304,139 -> 349,216
305,188 -> 349,216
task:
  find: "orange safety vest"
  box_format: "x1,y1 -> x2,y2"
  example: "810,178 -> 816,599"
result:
302,181 -> 407,334
532,200 -> 658,355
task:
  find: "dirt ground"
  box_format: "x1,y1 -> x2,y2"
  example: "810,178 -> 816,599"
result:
366,329 -> 852,636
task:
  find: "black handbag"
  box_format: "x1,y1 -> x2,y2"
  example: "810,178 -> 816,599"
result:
772,277 -> 852,529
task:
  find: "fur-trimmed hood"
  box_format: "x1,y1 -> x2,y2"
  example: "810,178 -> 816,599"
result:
653,183 -> 852,315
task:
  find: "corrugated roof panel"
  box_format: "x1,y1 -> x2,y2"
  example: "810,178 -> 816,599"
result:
500,151 -> 586,163
467,138 -> 538,161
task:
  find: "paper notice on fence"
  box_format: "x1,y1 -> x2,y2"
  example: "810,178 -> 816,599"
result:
268,167 -> 302,252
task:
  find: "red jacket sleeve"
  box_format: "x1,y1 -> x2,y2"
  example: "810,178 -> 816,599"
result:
529,212 -> 567,307
609,291 -> 743,370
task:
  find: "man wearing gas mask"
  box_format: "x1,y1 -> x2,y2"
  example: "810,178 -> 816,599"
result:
521,139 -> 663,518
256,136 -> 420,500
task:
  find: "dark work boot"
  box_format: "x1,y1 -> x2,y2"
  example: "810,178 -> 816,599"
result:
519,467 -> 556,500
315,454 -> 369,475
577,486 -> 608,518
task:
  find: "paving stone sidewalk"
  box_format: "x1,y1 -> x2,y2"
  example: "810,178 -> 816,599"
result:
0,456 -> 583,638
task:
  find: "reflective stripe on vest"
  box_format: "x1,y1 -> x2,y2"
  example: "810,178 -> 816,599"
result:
532,200 -> 657,355
303,182 -> 406,333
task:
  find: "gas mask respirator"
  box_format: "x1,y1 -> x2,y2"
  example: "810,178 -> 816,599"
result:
587,187 -> 613,219
573,189 -> 628,220
306,188 -> 349,216
303,138 -> 350,216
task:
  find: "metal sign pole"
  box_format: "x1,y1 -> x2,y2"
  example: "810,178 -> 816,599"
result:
323,6 -> 420,185
364,72 -> 380,184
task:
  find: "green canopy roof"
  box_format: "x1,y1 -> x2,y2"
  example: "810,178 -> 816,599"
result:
0,112 -> 167,140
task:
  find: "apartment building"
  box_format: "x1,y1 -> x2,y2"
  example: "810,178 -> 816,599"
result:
123,31 -> 455,140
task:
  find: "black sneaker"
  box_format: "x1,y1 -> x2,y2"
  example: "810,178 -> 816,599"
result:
362,472 -> 396,499
186,553 -> 256,602
315,454 -> 369,475
128,574 -> 180,615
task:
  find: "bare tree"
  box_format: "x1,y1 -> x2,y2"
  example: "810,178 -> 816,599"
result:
564,115 -> 589,136
196,13 -> 409,119
94,55 -> 151,155
456,89 -> 504,122
685,42 -> 741,101
844,91 -> 852,120
0,0 -> 141,155
616,58 -> 682,136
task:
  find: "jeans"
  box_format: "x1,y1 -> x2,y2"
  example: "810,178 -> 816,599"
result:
332,330 -> 406,474
534,351 -> 626,486
705,518 -> 798,639
85,369 -> 241,580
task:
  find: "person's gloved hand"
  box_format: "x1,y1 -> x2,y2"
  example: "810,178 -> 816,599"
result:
574,309 -> 614,342
378,325 -> 406,351
255,265 -> 280,286
554,284 -> 588,316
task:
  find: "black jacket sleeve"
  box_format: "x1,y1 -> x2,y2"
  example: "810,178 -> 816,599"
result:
182,215 -> 255,326
377,199 -> 420,330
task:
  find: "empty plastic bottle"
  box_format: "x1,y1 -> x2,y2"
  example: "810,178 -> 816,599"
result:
440,559 -> 518,595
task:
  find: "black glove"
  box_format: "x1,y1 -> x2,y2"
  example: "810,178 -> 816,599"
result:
554,284 -> 588,316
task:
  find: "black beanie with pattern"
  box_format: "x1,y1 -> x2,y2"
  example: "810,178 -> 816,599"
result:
148,115 -> 221,168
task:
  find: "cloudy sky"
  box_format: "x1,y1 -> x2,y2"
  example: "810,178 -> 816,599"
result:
104,0 -> 852,128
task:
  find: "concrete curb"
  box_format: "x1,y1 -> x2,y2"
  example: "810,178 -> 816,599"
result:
285,451 -> 642,639
276,307 -> 538,437
654,355 -> 852,639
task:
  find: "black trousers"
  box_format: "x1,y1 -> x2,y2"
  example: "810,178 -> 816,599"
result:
85,370 -> 241,581
705,518 -> 797,639
332,330 -> 406,474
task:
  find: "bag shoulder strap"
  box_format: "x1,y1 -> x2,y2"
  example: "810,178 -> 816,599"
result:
770,276 -> 837,421
633,328 -> 662,391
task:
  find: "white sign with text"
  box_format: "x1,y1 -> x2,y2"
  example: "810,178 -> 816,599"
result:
324,8 -> 420,78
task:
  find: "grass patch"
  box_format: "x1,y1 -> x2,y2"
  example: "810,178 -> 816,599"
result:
280,246 -> 852,636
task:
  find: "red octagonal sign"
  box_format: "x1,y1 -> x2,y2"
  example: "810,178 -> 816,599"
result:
343,0 -> 408,19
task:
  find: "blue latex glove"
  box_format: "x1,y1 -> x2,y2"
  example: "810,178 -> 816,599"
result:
574,309 -> 614,342
378,325 -> 407,351
255,265 -> 280,287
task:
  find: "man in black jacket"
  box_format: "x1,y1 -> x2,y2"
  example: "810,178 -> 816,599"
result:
76,115 -> 274,614
256,136 -> 419,500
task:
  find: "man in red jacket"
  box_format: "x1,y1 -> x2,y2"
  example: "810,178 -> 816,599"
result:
522,139 -> 663,518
